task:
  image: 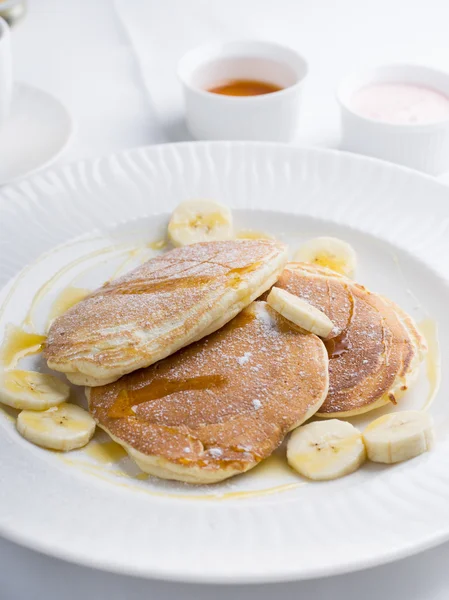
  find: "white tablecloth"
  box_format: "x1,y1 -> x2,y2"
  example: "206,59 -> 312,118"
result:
3,0 -> 449,597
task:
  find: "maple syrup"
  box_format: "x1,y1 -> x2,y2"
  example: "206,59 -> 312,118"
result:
236,230 -> 274,240
225,309 -> 256,332
325,332 -> 352,359
249,451 -> 293,478
1,324 -> 46,368
419,318 -> 441,410
107,375 -> 228,418
325,290 -> 354,358
83,440 -> 128,464
111,274 -> 213,295
147,239 -> 168,251
22,245 -> 121,331
208,79 -> 282,97
47,286 -> 90,326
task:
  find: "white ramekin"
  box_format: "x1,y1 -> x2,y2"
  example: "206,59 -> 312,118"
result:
178,40 -> 308,142
337,64 -> 449,175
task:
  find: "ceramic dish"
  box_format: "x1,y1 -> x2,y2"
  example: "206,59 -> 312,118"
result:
338,64 -> 449,174
0,142 -> 448,583
178,40 -> 308,141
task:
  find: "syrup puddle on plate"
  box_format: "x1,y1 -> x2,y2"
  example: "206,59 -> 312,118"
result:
72,438 -> 304,501
83,440 -> 128,464
247,450 -> 295,479
147,238 -> 168,251
47,286 -> 91,327
109,246 -> 152,280
419,318 -> 441,410
1,239 -> 165,340
0,324 -> 46,368
22,244 -> 122,331
236,229 -> 274,240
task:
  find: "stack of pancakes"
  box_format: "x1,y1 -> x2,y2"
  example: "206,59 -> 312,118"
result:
45,240 -> 426,484
273,263 -> 426,417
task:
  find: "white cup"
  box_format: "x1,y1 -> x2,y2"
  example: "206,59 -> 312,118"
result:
337,64 -> 449,175
0,17 -> 11,127
178,40 -> 308,142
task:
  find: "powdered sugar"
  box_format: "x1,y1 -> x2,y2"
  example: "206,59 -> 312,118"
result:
237,352 -> 252,366
208,448 -> 223,458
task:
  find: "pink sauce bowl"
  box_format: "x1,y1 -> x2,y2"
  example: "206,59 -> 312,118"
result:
337,64 -> 449,174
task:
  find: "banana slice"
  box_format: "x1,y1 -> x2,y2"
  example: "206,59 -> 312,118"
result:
168,199 -> 233,247
363,410 -> 434,464
287,420 -> 366,480
17,403 -> 96,451
267,287 -> 334,337
294,236 -> 357,277
0,370 -> 70,410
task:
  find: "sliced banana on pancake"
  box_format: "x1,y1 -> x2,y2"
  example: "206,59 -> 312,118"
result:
363,411 -> 434,464
267,287 -> 334,338
287,419 -> 366,480
274,263 -> 426,417
168,199 -> 233,246
293,237 -> 356,277
0,369 -> 70,410
17,403 -> 96,451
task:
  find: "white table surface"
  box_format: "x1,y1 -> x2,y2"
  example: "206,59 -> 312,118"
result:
3,0 -> 449,597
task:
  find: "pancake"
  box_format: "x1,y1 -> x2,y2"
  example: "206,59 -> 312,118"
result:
87,302 -> 329,484
273,263 -> 427,417
45,240 -> 288,387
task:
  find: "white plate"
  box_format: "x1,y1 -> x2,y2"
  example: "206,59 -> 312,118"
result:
0,83 -> 73,185
0,143 -> 448,583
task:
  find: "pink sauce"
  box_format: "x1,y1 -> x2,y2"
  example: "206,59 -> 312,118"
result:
350,83 -> 449,125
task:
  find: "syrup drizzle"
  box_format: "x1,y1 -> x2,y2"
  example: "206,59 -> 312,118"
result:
108,375 -> 228,418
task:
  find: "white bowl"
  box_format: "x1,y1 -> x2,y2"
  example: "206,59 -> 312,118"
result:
178,40 -> 308,142
337,64 -> 449,175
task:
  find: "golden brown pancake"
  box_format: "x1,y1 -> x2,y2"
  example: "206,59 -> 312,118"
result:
273,263 -> 426,417
45,240 -> 288,387
87,302 -> 329,484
